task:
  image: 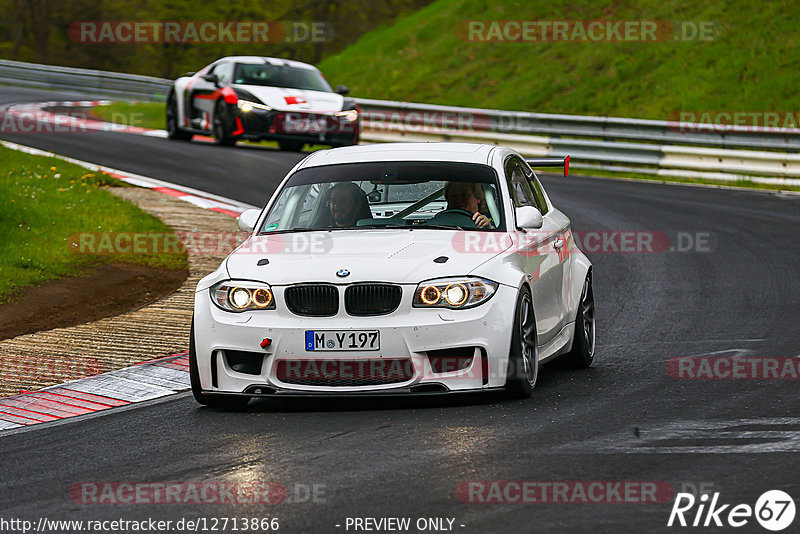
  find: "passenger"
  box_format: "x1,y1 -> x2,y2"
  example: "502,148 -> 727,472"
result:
439,181 -> 492,228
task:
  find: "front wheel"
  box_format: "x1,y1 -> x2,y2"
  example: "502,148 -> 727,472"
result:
504,287 -> 539,399
189,319 -> 250,410
212,100 -> 239,146
559,272 -> 595,368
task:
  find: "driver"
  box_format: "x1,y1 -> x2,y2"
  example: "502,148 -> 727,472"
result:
327,182 -> 372,227
440,181 -> 492,228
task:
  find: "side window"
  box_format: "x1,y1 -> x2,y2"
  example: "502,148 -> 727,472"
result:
214,62 -> 234,84
296,183 -> 325,226
504,157 -> 536,208
527,172 -> 549,214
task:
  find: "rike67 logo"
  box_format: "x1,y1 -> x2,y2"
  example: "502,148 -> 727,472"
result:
668,490 -> 796,531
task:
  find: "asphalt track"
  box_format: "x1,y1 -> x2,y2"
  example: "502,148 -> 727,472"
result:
1,86 -> 799,533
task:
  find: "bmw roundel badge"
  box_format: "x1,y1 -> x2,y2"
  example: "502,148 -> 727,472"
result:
336,269 -> 350,278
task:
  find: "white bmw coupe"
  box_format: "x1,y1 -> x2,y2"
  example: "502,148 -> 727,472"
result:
191,143 -> 594,408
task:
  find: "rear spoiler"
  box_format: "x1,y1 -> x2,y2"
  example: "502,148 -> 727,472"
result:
525,155 -> 570,177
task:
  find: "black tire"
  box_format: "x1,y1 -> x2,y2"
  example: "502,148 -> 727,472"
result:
189,319 -> 250,410
504,286 -> 539,399
278,140 -> 305,152
166,92 -> 192,141
212,100 -> 239,146
559,272 -> 595,368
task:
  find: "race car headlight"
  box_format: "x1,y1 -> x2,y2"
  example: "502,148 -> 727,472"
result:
334,109 -> 359,122
237,100 -> 272,112
413,277 -> 498,309
211,281 -> 275,312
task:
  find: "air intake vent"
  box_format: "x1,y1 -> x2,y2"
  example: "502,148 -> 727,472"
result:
284,284 -> 338,316
276,358 -> 414,387
345,284 -> 402,316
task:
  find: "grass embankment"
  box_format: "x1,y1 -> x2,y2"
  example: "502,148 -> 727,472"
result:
0,146 -> 188,303
318,0 -> 797,120
92,101 -> 165,130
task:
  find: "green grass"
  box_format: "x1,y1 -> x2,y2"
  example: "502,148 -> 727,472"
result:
93,101 -> 166,130
318,0 -> 800,120
0,146 -> 188,303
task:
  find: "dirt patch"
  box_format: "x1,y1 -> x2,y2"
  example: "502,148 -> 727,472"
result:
0,263 -> 188,341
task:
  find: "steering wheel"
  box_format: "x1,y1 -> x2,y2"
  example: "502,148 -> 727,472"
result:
427,208 -> 479,228
439,208 -> 475,220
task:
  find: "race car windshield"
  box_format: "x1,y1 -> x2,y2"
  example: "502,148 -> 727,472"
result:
259,162 -> 505,232
234,63 -> 333,92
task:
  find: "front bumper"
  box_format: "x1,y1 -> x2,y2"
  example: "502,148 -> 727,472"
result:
193,284 -> 517,396
237,108 -> 359,146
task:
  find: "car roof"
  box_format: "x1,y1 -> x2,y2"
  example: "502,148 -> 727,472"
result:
215,56 -> 318,71
299,143 -> 498,168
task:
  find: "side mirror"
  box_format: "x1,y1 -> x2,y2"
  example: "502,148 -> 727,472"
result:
237,209 -> 261,233
515,206 -> 543,229
202,73 -> 219,85
336,85 -> 350,95
367,190 -> 382,203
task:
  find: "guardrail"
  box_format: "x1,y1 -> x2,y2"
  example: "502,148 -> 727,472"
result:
355,99 -> 800,185
1,59 -> 799,185
0,59 -> 170,101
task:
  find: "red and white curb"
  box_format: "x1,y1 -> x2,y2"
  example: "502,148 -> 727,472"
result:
0,353 -> 190,431
0,100 -> 162,136
0,138 -> 259,432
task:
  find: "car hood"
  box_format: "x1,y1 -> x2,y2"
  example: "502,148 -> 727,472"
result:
225,230 -> 510,285
233,84 -> 344,113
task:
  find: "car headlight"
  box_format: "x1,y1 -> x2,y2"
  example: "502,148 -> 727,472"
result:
413,277 -> 498,309
334,109 -> 359,122
211,281 -> 275,312
237,100 -> 272,112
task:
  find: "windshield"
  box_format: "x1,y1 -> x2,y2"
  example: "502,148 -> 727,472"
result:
234,63 -> 332,92
259,162 -> 504,233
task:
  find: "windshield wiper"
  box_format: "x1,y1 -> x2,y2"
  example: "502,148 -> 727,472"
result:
258,227 -> 321,235
417,224 -> 466,231
356,224 -> 414,230
358,223 -> 470,231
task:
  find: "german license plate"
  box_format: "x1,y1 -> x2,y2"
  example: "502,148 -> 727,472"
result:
285,116 -> 326,133
305,330 -> 380,351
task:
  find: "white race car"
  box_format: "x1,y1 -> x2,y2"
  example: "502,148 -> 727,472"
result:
191,143 -> 594,408
166,55 -> 359,150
